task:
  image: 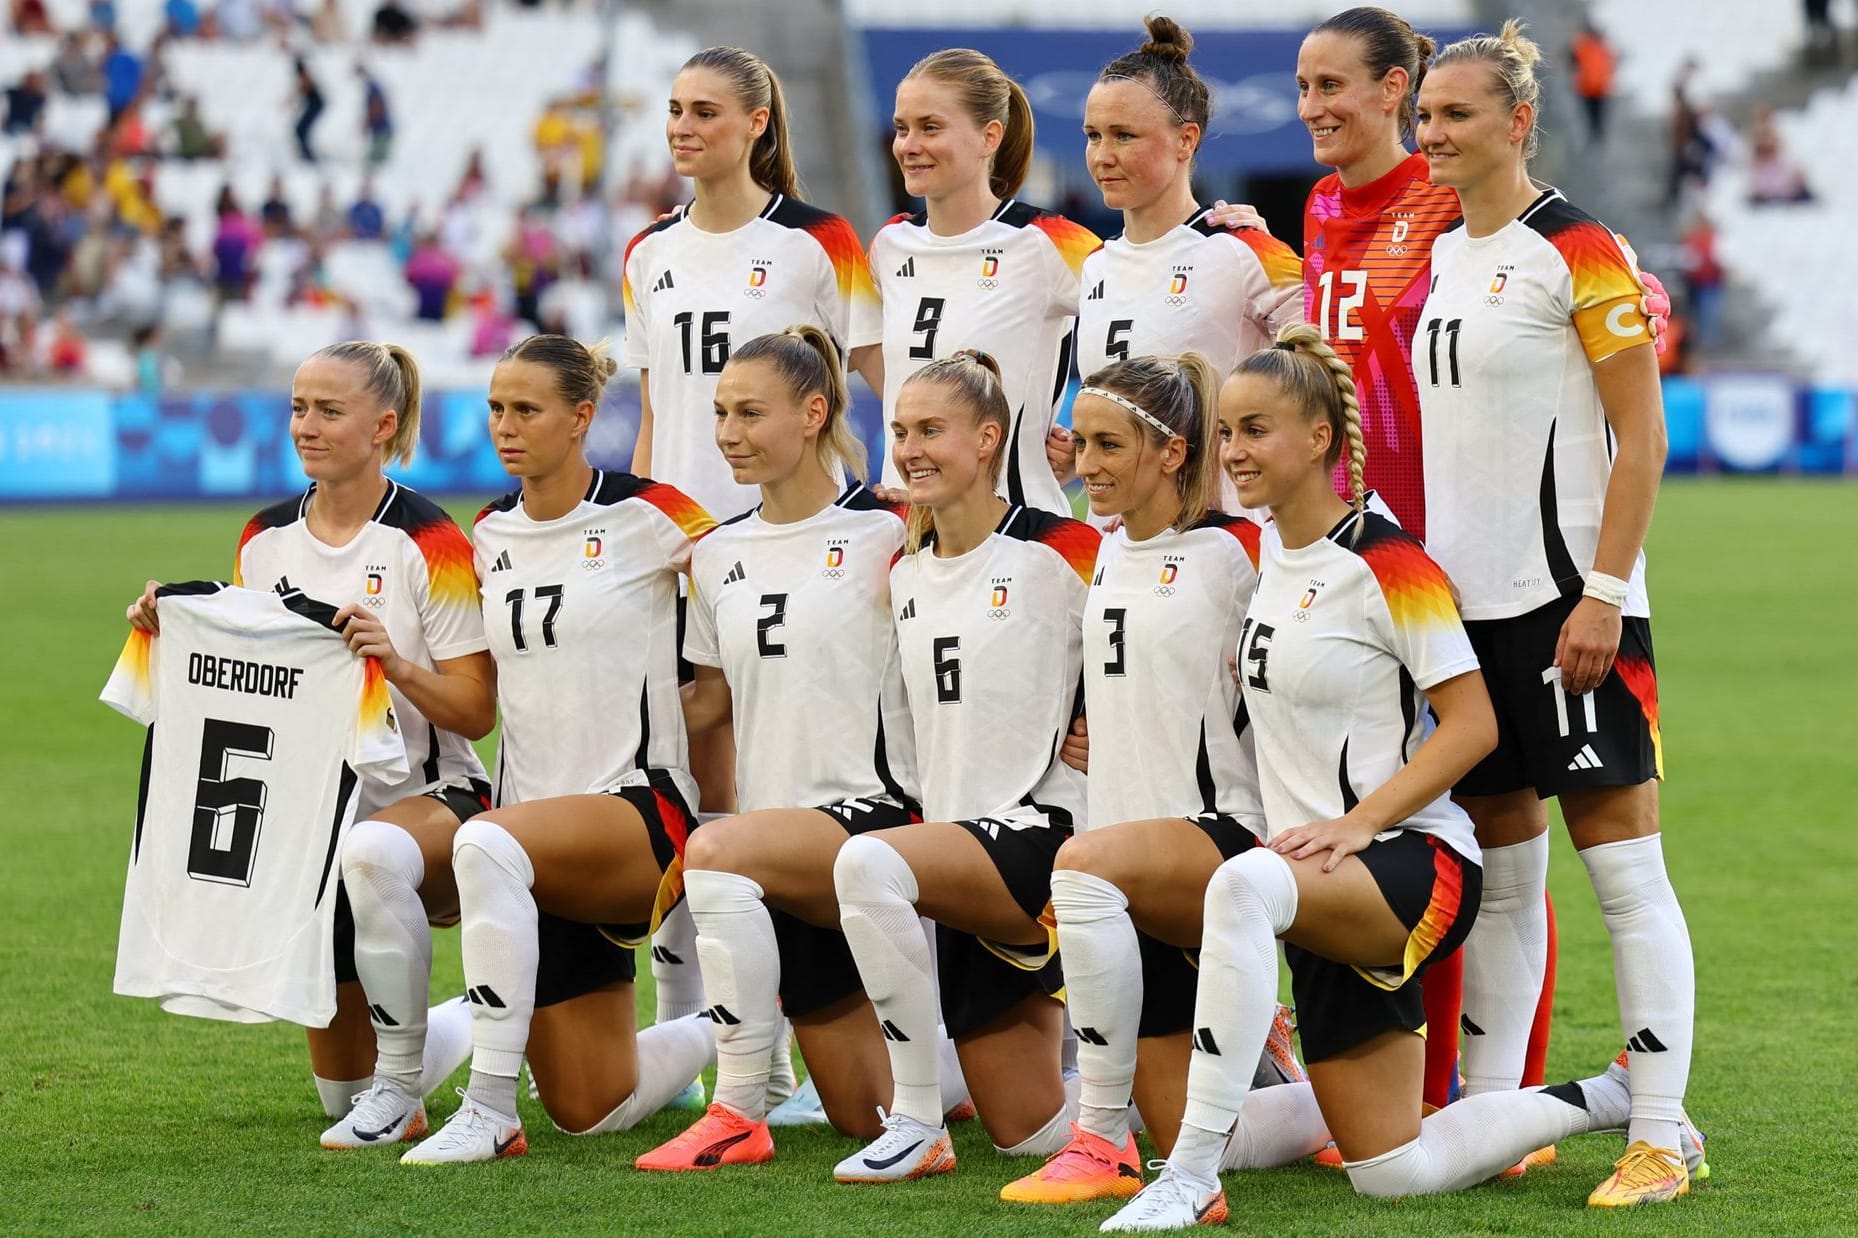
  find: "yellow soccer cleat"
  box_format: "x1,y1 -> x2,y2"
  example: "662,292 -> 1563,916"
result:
1000,1125 -> 1143,1204
1588,1140 -> 1689,1207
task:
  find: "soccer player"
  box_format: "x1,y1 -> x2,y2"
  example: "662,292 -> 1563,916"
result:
400,335 -> 717,1163
1414,25 -> 1696,1207
126,341 -> 494,1141
1100,325 -> 1674,1231
622,46 -> 879,1069
633,325 -> 917,1170
860,49 -> 1101,516
998,353 -> 1308,1207
831,351 -> 1098,1182
1073,17 -> 1302,515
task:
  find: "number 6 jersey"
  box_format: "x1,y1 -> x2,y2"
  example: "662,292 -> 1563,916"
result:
100,583 -> 408,1026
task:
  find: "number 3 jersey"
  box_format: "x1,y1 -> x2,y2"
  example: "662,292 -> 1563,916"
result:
100,583 -> 409,1026
1083,514 -> 1265,832
684,482 -> 918,814
234,480 -> 489,818
622,194 -> 879,521
889,506 -> 1099,827
1418,188 -> 1652,621
1237,512 -> 1479,861
472,470 -> 716,808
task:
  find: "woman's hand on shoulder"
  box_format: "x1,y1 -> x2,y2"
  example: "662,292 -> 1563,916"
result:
126,579 -> 161,633
1204,200 -> 1269,232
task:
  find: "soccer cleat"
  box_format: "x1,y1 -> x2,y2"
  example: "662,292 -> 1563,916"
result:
400,1090 -> 526,1164
1680,1113 -> 1710,1182
1252,1003 -> 1309,1088
635,1103 -> 774,1171
1499,1142 -> 1558,1178
320,1081 -> 427,1149
1000,1124 -> 1142,1203
1099,1162 -> 1228,1231
832,1109 -> 955,1183
944,1097 -> 978,1122
666,1076 -> 708,1112
768,1074 -> 829,1127
1588,1140 -> 1689,1206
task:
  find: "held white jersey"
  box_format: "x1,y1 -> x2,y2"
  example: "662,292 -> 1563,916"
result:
234,481 -> 489,818
473,471 -> 716,807
890,506 -> 1099,827
622,194 -> 880,520
858,201 -> 1101,515
684,482 -> 918,814
1237,512 -> 1480,861
101,583 -> 408,1026
1083,514 -> 1265,831
1418,189 -> 1653,621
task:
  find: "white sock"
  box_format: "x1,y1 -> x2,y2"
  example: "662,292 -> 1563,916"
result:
994,1104 -> 1070,1156
564,1013 -> 717,1134
342,818 -> 432,1095
1219,1081 -> 1330,1169
1580,834 -> 1694,1151
1175,849 -> 1298,1185
651,898 -> 705,1022
686,868 -> 781,1120
834,836 -> 941,1127
418,996 -> 472,1096
1049,868 -> 1141,1146
1345,1084 -> 1598,1197
1458,834 -> 1549,1095
314,1074 -> 371,1118
938,1029 -> 971,1114
452,818 -> 538,1107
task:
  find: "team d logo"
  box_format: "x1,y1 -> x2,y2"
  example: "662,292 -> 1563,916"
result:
822,543 -> 846,578
582,533 -> 605,570
1155,560 -> 1181,596
746,264 -> 769,299
978,250 -> 1002,288
1487,265 -> 1514,306
1166,268 -> 1190,305
989,581 -> 1010,619
1295,579 -> 1324,621
363,567 -> 387,607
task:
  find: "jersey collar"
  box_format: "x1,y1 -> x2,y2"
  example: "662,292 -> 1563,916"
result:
1338,150 -> 1429,218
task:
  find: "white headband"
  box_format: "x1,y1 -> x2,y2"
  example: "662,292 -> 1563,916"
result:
1078,385 -> 1176,440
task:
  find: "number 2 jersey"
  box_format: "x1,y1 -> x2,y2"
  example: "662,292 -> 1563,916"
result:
1083,514 -> 1265,832
889,506 -> 1098,827
101,583 -> 408,1025
1418,188 -> 1653,621
1237,511 -> 1479,862
622,194 -> 879,520
234,480 -> 489,818
860,201 -> 1101,515
1304,152 -> 1461,538
684,482 -> 918,814
472,470 -> 716,808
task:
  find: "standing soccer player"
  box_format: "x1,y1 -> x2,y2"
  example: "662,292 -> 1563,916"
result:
862,49 -> 1101,516
1414,25 -> 1697,1207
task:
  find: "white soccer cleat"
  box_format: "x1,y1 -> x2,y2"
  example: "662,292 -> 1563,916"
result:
1099,1163 -> 1229,1231
767,1074 -> 830,1126
321,1081 -> 427,1149
832,1109 -> 955,1183
400,1090 -> 527,1164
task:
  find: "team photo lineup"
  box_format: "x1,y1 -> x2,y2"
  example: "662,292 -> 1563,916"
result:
88,3 -> 1716,1231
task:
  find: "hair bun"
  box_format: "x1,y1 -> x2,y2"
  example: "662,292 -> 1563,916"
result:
1140,14 -> 1193,61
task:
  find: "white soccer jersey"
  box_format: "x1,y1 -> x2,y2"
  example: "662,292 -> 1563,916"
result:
234,481 -> 489,818
472,471 -> 716,808
1237,512 -> 1480,860
858,201 -> 1101,515
684,482 -> 918,814
889,506 -> 1098,827
1083,513 -> 1265,831
101,583 -> 408,1026
1418,189 -> 1653,621
622,194 -> 880,520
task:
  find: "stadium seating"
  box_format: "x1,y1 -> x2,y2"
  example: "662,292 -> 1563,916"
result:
843,0 -> 1472,28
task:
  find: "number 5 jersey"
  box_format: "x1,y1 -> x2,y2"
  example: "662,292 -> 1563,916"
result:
101,583 -> 409,1025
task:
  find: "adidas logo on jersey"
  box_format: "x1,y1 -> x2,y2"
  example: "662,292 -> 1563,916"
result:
1085,279 -> 1104,301
722,561 -> 747,587
897,598 -> 916,621
1567,743 -> 1605,772
895,257 -> 916,278
652,270 -> 675,292
489,550 -> 513,573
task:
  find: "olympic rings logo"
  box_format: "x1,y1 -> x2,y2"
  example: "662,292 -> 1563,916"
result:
744,288 -> 765,299
1165,296 -> 1186,307
582,559 -> 604,571
989,607 -> 1011,620
977,278 -> 998,290
821,569 -> 845,579
362,595 -> 386,608
1152,586 -> 1175,597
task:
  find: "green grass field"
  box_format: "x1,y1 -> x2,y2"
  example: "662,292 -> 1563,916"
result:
3,480 -> 1856,1235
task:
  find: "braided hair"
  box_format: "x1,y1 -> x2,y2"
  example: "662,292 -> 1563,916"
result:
1233,322 -> 1366,514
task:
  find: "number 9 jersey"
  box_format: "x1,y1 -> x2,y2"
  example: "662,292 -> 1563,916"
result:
472,471 -> 716,808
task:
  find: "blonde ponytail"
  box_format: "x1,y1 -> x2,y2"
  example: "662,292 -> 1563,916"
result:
1234,323 -> 1365,510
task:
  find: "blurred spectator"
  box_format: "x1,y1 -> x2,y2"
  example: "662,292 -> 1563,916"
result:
310,184 -> 344,241
102,36 -> 144,124
3,70 -> 49,137
1748,108 -> 1815,204
165,0 -> 202,38
169,96 -> 225,159
504,206 -> 558,330
360,64 -> 393,167
90,0 -> 118,33
1803,0 -> 1838,65
1568,19 -> 1616,146
404,231 -> 458,320
43,309 -> 88,377
533,98 -> 575,206
0,241 -> 42,376
1679,211 -> 1725,349
311,0 -> 348,41
133,323 -> 182,393
1667,59 -> 1713,207
260,176 -> 295,236
10,0 -> 53,35
217,0 -> 265,41
454,147 -> 488,202
372,0 -> 417,44
294,56 -> 325,163
104,101 -> 154,158
52,34 -> 104,96
467,287 -> 516,357
211,185 -> 261,301
347,181 -> 386,240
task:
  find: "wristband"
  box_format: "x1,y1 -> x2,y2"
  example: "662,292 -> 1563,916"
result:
1583,571 -> 1629,608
